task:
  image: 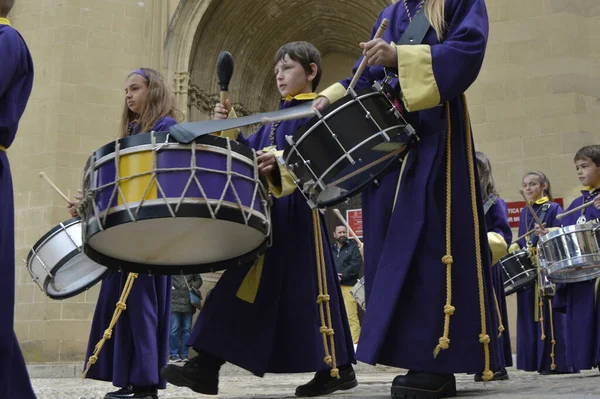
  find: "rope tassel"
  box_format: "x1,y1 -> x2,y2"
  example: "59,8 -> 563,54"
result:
547,298 -> 557,370
82,272 -> 139,379
312,209 -> 339,378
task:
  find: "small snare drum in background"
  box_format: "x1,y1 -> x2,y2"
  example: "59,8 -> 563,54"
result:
349,278 -> 366,311
500,250 -> 537,296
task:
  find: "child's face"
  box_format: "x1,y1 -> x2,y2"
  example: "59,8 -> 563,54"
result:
522,175 -> 546,201
124,74 -> 149,114
575,157 -> 600,188
274,54 -> 316,98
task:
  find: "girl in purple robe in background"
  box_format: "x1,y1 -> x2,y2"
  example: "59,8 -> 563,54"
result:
474,152 -> 512,382
510,171 -> 574,375
315,0 -> 500,397
540,145 -> 600,372
161,42 -> 356,398
0,2 -> 36,398
68,68 -> 183,399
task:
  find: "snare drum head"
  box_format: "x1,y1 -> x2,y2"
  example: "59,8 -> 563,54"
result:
46,253 -> 108,299
283,85 -> 414,207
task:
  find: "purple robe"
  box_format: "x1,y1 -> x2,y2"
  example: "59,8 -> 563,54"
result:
84,117 -> 175,389
484,197 -> 513,369
0,21 -> 35,399
514,201 -> 574,372
552,190 -> 600,370
337,0 -> 499,373
187,98 -> 354,376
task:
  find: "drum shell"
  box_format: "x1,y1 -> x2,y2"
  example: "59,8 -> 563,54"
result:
500,250 -> 536,296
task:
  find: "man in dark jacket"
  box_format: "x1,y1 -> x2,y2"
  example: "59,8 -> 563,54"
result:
332,225 -> 362,344
169,274 -> 203,362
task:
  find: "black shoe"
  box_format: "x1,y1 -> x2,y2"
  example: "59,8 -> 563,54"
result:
391,370 -> 456,399
160,350 -> 224,395
539,369 -> 573,375
295,364 -> 358,397
474,368 -> 509,382
104,386 -> 158,399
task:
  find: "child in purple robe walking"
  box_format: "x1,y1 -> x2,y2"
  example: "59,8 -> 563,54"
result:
315,0 -> 501,397
474,151 -> 512,382
510,171 -> 574,375
0,1 -> 36,397
161,41 -> 356,398
538,145 -> 600,372
68,68 -> 183,399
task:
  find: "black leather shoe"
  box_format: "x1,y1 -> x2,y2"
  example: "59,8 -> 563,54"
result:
104,386 -> 158,399
295,364 -> 358,397
539,369 -> 573,376
160,350 -> 224,395
391,370 -> 456,399
474,368 -> 509,382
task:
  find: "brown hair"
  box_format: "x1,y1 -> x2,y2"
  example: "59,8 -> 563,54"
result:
574,145 -> 600,167
119,67 -> 184,138
523,171 -> 553,201
273,41 -> 322,91
476,151 -> 497,200
0,0 -> 15,17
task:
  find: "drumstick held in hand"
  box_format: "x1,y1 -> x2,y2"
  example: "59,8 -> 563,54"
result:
38,172 -> 71,203
556,195 -> 599,220
519,189 -> 545,227
346,18 -> 390,94
333,209 -> 363,248
513,223 -> 547,243
260,108 -> 316,125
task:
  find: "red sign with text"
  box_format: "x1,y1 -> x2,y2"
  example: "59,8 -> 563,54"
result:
346,209 -> 363,239
505,199 -> 564,228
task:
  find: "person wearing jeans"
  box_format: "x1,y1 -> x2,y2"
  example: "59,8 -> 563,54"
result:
169,274 -> 203,362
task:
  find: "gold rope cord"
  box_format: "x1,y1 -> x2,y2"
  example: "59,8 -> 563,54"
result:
433,102 -> 455,358
312,209 -> 339,378
539,294 -> 546,341
82,272 -> 139,378
463,94 -> 493,381
547,298 -> 557,370
492,287 -> 505,337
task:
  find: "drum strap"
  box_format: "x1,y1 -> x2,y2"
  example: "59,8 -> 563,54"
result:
483,194 -> 498,216
397,9 -> 432,46
528,203 -> 550,246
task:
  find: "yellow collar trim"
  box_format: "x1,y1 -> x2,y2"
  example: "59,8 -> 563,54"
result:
282,93 -> 318,102
529,196 -> 549,205
584,185 -> 600,193
0,18 -> 10,26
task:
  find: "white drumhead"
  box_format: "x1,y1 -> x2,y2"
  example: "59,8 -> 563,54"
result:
47,253 -> 108,298
88,217 -> 266,266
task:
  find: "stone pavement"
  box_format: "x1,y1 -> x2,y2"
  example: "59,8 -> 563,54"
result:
30,366 -> 600,399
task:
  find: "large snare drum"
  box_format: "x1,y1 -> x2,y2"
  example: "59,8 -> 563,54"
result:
26,217 -> 108,299
349,278 -> 366,311
500,250 -> 537,296
538,221 -> 600,283
80,132 -> 271,275
282,82 -> 416,208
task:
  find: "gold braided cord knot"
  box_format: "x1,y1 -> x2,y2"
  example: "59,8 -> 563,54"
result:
463,93 -> 493,381
312,209 -> 339,379
443,305 -> 455,316
82,272 -> 138,379
433,102 -> 455,360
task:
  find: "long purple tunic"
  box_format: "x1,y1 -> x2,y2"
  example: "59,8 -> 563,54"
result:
187,97 -> 354,376
552,190 -> 600,370
84,117 -> 176,389
0,20 -> 36,399
335,0 -> 499,373
484,197 -> 513,369
514,201 -> 574,372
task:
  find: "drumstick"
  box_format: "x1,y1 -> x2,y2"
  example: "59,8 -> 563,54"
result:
216,51 -> 234,107
38,172 -> 70,203
556,196 -> 599,220
333,209 -> 364,248
346,18 -> 390,95
513,223 -> 547,244
260,108 -> 316,125
519,189 -> 545,227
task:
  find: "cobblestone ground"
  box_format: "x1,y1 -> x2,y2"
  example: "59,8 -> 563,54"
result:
31,368 -> 600,399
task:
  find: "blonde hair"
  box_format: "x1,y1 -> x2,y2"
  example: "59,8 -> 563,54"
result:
424,0 -> 446,42
119,67 -> 184,138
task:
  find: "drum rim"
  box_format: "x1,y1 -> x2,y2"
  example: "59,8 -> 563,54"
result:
504,277 -> 535,296
44,249 -> 109,300
26,217 -> 81,265
540,222 -> 600,243
88,131 -> 255,166
499,249 -> 530,263
83,235 -> 271,276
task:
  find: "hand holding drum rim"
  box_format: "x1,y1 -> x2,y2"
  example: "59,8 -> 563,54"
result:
534,223 -> 549,237
256,150 -> 276,177
312,96 -> 330,112
67,189 -> 83,218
